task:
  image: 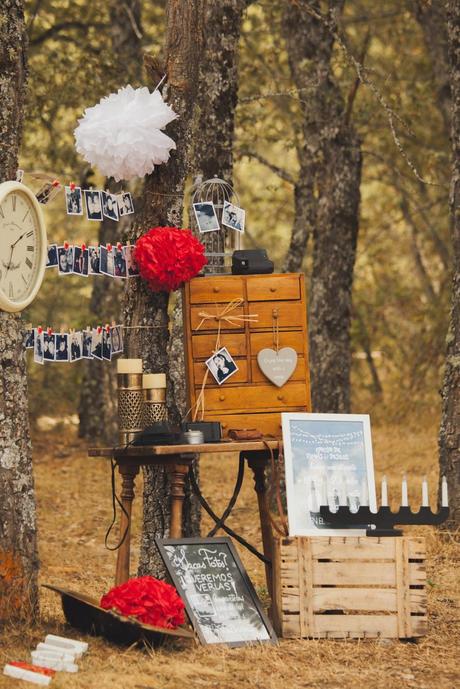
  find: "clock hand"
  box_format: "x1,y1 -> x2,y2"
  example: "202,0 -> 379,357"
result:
11,230 -> 28,249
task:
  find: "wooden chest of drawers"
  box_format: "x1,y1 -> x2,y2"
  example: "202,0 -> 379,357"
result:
182,273 -> 311,438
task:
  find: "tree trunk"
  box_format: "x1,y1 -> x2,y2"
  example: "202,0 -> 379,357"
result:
0,0 -> 39,621
438,0 -> 460,527
78,1 -> 143,443
282,0 -> 362,412
122,0 -> 205,578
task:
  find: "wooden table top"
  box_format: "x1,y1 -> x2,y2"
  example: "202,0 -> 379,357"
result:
88,439 -> 280,459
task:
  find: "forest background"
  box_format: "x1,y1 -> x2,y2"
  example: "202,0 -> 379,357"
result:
23,0 -> 451,429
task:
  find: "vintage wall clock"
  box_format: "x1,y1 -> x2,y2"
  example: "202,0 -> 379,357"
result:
0,181 -> 47,313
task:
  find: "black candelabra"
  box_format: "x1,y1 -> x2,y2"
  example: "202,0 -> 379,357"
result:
315,505 -> 450,537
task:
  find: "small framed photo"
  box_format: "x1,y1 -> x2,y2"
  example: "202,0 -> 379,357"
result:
124,245 -> 139,276
110,325 -> 124,354
55,333 -> 69,362
113,246 -> 127,278
222,200 -> 245,233
46,244 -> 58,268
34,329 -> 44,365
43,333 -> 55,361
65,186 -> 83,215
85,190 -> 103,221
102,328 -> 112,361
118,192 -> 135,216
70,332 -> 83,362
24,329 -> 35,349
205,346 -> 238,385
101,191 -> 119,222
193,202 -> 220,233
88,246 -> 100,275
82,330 -> 93,359
282,413 -> 377,537
36,181 -> 61,205
91,328 -> 103,360
99,245 -> 114,277
57,246 -> 74,275
73,246 -> 88,276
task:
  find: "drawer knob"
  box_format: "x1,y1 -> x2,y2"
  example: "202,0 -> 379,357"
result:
270,286 -> 277,292
277,394 -> 284,401
219,394 -> 225,401
213,286 -> 220,293
222,423 -> 227,429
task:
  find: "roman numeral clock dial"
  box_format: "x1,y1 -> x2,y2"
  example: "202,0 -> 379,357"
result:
0,182 -> 47,313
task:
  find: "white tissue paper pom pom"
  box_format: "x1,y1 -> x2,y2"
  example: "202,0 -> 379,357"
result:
74,85 -> 178,182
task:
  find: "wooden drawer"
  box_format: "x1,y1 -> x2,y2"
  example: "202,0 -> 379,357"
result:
189,276 -> 244,304
190,304 -> 245,332
204,411 -> 285,438
193,359 -> 248,385
191,332 -> 247,359
202,382 -> 308,412
249,301 -> 305,330
250,331 -> 306,354
251,355 -> 307,384
246,274 -> 300,302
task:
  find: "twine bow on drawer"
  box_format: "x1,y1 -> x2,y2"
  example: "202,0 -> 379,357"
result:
189,298 -> 259,421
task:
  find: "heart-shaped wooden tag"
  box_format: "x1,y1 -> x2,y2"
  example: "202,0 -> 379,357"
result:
257,347 -> 298,388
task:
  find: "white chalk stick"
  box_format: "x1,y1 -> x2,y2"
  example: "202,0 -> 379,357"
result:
31,653 -> 78,673
3,664 -> 52,685
44,633 -> 88,653
32,647 -> 75,662
36,642 -> 80,658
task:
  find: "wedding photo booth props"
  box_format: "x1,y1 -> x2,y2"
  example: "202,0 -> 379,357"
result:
134,227 -> 207,292
190,178 -> 243,274
156,537 -> 277,647
282,413 -> 377,536
74,85 -> 177,181
26,325 -> 123,364
0,181 -> 48,314
46,244 -> 139,278
183,273 -> 311,437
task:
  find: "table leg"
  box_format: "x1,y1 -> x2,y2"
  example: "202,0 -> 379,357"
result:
115,463 -> 140,586
245,453 -> 275,597
167,463 -> 190,538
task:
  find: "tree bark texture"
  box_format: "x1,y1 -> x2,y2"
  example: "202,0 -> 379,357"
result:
122,0 -> 206,577
0,0 -> 39,620
78,1 -> 143,443
283,0 -> 362,413
438,0 -> 460,527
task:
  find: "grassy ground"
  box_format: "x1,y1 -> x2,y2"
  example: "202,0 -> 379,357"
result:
0,420 -> 459,688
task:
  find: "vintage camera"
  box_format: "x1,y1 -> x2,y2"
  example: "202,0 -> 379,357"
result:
231,249 -> 274,275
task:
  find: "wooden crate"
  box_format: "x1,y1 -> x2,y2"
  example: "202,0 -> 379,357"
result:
272,536 -> 427,639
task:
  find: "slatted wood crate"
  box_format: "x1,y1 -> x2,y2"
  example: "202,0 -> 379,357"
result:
272,536 -> 427,639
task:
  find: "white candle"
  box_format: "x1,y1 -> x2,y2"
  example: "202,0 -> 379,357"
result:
143,373 -> 166,389
422,476 -> 429,507
401,474 -> 408,507
117,358 -> 143,374
442,475 -> 448,507
381,475 -> 388,507
320,475 -> 328,506
310,480 -> 318,512
340,474 -> 348,506
360,478 -> 369,507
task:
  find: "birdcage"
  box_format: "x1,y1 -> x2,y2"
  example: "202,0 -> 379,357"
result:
190,176 -> 242,274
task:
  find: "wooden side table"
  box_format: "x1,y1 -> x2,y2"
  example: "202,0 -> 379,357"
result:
88,440 -> 279,591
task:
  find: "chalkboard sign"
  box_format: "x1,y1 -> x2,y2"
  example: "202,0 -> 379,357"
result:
155,537 -> 277,646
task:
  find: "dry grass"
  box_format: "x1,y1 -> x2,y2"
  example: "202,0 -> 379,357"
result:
0,419 -> 459,689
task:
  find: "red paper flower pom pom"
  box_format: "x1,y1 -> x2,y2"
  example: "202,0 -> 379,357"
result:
100,575 -> 185,629
134,226 -> 207,292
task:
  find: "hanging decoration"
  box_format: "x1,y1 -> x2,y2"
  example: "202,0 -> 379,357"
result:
74,85 -> 178,181
100,576 -> 185,629
134,227 -> 207,292
46,243 -> 139,278
257,308 -> 298,387
25,324 -> 124,364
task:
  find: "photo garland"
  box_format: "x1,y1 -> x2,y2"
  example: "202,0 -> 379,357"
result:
193,200 -> 245,234
25,324 -> 124,365
46,243 -> 139,278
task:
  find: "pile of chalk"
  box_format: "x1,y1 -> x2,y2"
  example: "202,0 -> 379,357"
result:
3,634 -> 88,685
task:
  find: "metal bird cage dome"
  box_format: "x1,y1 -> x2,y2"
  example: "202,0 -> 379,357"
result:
190,176 -> 242,274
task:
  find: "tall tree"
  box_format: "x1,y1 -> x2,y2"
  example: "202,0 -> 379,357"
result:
438,0 -> 460,527
0,0 -> 39,620
78,0 -> 143,443
123,0 -> 206,577
282,0 -> 362,413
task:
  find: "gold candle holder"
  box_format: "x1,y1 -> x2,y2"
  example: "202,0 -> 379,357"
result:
142,373 -> 167,427
117,359 -> 144,445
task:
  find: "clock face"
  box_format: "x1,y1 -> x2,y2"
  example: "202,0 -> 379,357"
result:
0,184 -> 46,310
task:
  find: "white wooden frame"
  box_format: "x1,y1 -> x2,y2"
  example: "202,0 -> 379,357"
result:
282,412 -> 377,536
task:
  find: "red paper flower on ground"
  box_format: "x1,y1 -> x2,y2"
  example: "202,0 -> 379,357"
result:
134,226 -> 207,292
100,576 -> 185,629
